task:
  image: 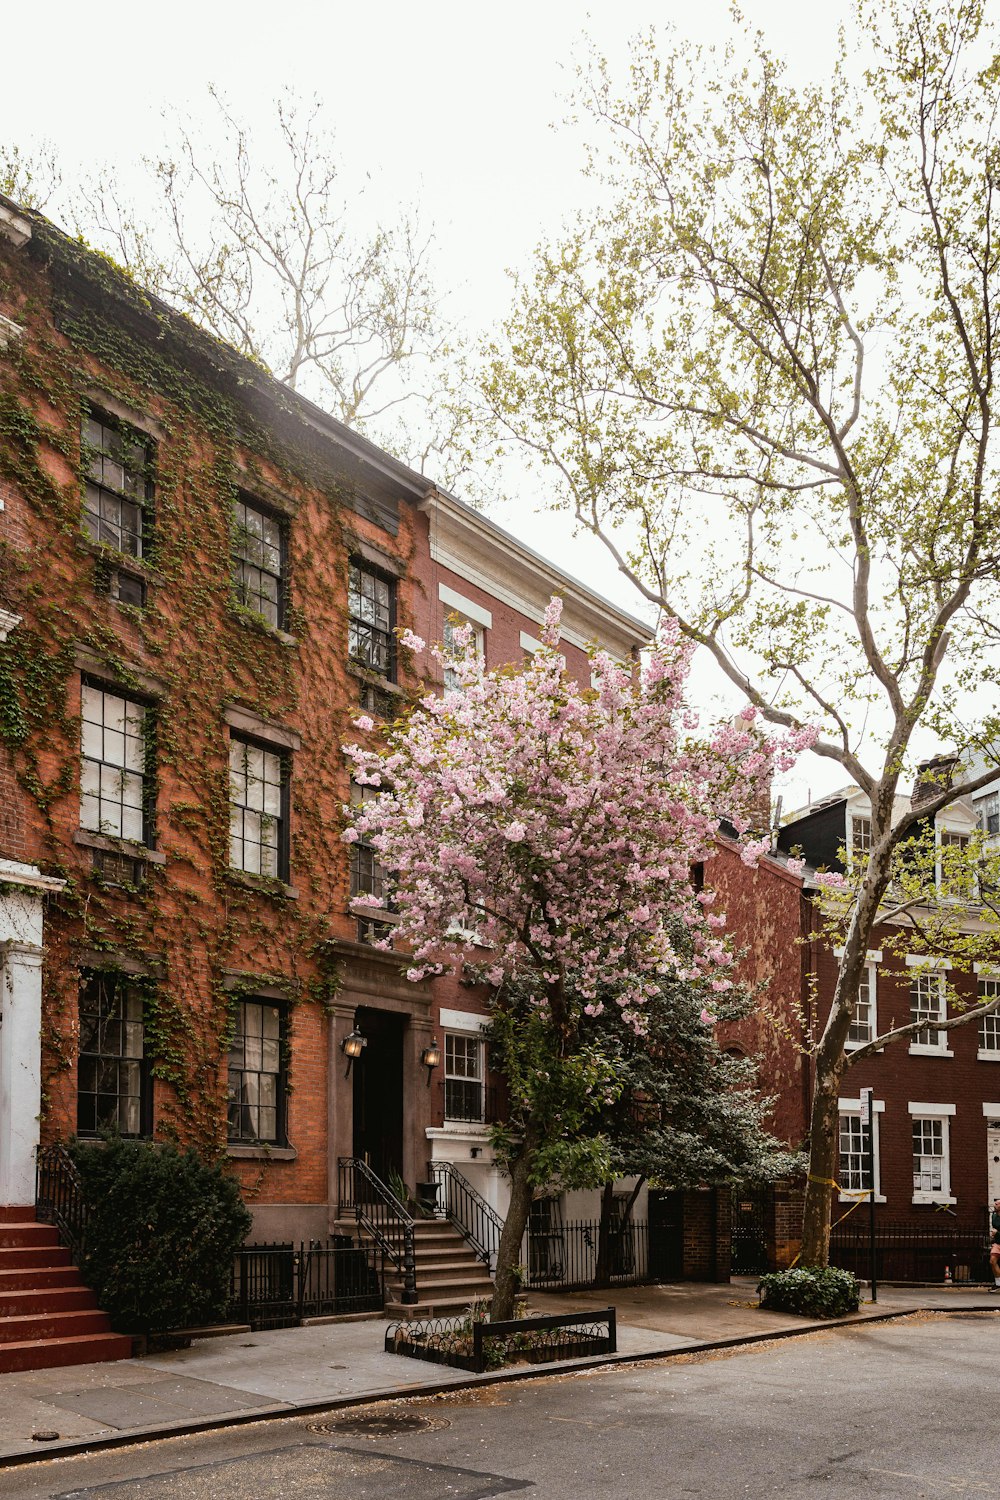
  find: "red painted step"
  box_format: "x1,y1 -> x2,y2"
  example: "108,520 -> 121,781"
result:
0,1246 -> 72,1270
0,1265 -> 80,1291
0,1206 -> 36,1224
0,1331 -> 133,1375
0,1286 -> 97,1317
0,1223 -> 60,1249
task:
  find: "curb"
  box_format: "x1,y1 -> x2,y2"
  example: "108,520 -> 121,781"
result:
0,1303 -> 996,1471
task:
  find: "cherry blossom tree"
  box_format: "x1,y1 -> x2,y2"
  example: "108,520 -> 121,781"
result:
343,599 -> 811,1317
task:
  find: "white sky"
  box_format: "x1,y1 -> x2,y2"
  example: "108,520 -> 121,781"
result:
4,0 -> 857,805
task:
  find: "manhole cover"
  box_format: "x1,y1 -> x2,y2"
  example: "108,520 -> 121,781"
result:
308,1412 -> 449,1437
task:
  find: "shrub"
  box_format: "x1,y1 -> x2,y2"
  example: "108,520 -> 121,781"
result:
757,1265 -> 861,1318
69,1136 -> 252,1336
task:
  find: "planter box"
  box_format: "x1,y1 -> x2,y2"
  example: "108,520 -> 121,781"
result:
385,1306 -> 616,1374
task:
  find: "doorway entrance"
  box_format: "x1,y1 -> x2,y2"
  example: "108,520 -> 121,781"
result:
648,1190 -> 685,1281
987,1120 -> 1000,1207
352,1007 -> 405,1184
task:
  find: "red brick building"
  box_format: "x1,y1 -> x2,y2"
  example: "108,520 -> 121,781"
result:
0,194 -> 648,1265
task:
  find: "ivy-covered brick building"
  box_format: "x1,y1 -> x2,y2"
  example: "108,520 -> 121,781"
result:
0,192 -> 648,1250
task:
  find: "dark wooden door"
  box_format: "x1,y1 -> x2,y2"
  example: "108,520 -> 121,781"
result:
352,1007 -> 404,1184
648,1189 -> 685,1281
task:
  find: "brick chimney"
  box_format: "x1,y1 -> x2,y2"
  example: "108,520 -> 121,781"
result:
911,754 -> 960,809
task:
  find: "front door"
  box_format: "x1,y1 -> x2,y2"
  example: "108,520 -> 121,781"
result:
648,1190 -> 684,1281
352,1007 -> 405,1186
987,1121 -> 1000,1207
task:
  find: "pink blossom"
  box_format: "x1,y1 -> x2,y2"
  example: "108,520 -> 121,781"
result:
341,828 -> 360,844
700,1008 -> 717,1024
353,715 -> 375,732
503,821 -> 528,842
399,629 -> 425,653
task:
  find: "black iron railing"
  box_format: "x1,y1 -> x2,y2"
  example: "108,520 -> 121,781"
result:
829,1214 -> 991,1283
338,1157 -> 418,1305
229,1239 -> 384,1330
430,1161 -> 504,1273
523,1218 -> 651,1292
35,1143 -> 88,1261
439,1081 -> 505,1125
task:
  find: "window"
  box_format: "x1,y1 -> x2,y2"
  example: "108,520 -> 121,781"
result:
443,615 -> 485,692
229,736 -> 288,880
937,828 -> 975,900
348,560 -> 395,679
80,681 -> 150,844
979,976 -> 1000,1058
227,999 -> 285,1144
975,791 -> 1000,838
444,1033 -> 484,1122
911,1111 -> 954,1202
81,408 -> 154,558
232,495 -> 285,628
350,781 -> 389,908
837,1097 -> 883,1200
847,963 -> 877,1047
528,1195 -> 564,1280
850,814 -> 873,866
909,969 -> 948,1052
77,972 -> 148,1136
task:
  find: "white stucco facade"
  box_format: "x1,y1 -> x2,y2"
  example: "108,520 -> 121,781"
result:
0,860 -> 64,1205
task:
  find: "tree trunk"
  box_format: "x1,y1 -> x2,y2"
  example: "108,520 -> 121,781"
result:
490,1126 -> 539,1321
593,1181 -> 617,1289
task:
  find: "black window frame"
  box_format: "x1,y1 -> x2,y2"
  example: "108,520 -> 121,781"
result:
232,492 -> 288,630
79,676 -> 156,848
227,997 -> 288,1146
348,558 -> 396,681
76,970 -> 151,1139
80,403 -> 156,561
228,732 -> 291,883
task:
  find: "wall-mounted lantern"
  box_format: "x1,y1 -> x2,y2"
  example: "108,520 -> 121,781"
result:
421,1038 -> 442,1086
341,1026 -> 367,1077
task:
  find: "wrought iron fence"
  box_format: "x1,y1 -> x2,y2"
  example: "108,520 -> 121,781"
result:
430,1161 -> 504,1273
337,1156 -> 418,1304
35,1143 -> 88,1261
522,1218 -> 651,1291
829,1215 -> 992,1283
438,1081 -> 505,1125
229,1240 -> 384,1330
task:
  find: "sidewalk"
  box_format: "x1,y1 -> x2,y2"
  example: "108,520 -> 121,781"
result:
0,1279 -> 994,1465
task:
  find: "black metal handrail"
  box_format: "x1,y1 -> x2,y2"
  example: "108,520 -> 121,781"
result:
431,1161 -> 504,1274
338,1157 -> 418,1305
35,1143 -> 88,1261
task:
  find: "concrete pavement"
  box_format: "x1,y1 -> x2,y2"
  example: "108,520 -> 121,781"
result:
0,1280 -> 995,1467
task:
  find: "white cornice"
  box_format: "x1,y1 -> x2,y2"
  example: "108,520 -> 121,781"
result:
0,203 -> 32,248
0,610 -> 22,642
0,860 -> 66,895
420,492 -> 652,658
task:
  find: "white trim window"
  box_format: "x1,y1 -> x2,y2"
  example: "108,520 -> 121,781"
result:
978,975 -> 1000,1059
936,828 -> 974,900
849,813 -> 873,870
975,790 -> 999,838
837,1097 -> 885,1202
846,963 -> 878,1048
80,681 -> 150,845
909,1103 -> 956,1204
443,615 -> 485,692
907,962 -> 952,1056
444,1032 -> 485,1124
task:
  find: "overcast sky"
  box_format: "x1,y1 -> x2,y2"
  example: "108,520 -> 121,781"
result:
4,0 -> 856,805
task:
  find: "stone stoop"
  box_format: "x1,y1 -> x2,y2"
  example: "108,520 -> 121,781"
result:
336,1216 -> 495,1319
0,1206 -> 132,1373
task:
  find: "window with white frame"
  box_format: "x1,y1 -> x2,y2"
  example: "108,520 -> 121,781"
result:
909,968 -> 948,1052
80,680 -> 150,844
850,814 -> 873,867
937,829 -> 974,899
232,495 -> 285,628
975,790 -> 999,838
837,1097 -> 883,1199
443,615 -> 485,692
979,976 -> 1000,1057
229,736 -> 288,880
847,963 -> 877,1047
444,1032 -> 484,1122
81,407 -> 154,559
910,1106 -> 954,1202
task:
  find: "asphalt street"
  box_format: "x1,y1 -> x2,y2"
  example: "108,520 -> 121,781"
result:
0,1312 -> 994,1500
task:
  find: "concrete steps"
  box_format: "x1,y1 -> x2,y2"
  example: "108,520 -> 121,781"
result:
0,1207 -> 131,1373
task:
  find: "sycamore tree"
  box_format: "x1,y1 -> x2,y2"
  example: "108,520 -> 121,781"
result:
481,0 -> 1000,1266
343,600 -> 809,1318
